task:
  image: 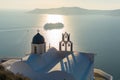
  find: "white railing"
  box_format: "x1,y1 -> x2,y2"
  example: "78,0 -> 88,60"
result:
94,68 -> 113,80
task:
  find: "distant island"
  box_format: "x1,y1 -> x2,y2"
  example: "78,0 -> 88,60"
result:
44,23 -> 64,30
28,7 -> 120,15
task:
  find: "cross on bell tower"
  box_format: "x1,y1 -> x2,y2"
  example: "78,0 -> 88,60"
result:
37,29 -> 40,33
59,32 -> 73,51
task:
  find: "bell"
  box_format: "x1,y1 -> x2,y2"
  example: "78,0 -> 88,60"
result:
65,35 -> 67,38
68,44 -> 71,46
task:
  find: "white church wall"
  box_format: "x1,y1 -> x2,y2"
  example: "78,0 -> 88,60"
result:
31,44 -> 46,54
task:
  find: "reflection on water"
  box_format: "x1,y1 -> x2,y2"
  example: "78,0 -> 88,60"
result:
47,15 -> 64,23
43,14 -> 65,50
45,29 -> 64,50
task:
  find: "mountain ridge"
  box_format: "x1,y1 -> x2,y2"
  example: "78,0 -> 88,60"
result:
28,7 -> 120,15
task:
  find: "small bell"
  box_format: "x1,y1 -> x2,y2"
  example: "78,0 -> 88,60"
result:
68,44 -> 71,46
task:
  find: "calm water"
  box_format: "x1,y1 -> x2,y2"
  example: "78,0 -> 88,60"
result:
0,11 -> 120,79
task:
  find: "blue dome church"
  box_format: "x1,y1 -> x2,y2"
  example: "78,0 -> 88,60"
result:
5,32 -> 101,80
31,32 -> 46,54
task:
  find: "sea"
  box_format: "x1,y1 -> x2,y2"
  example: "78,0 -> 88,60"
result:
0,10 -> 120,80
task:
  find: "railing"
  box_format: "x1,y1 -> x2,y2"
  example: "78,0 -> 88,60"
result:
94,68 -> 113,80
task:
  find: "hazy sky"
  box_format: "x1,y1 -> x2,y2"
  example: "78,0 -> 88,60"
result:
0,0 -> 120,10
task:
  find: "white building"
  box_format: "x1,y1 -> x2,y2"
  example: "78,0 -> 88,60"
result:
9,32 -> 95,80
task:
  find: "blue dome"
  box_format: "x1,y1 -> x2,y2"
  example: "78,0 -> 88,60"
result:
32,33 -> 45,44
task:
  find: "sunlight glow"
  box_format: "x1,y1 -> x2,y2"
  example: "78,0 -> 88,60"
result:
44,14 -> 65,50
47,15 -> 64,23
46,30 -> 62,49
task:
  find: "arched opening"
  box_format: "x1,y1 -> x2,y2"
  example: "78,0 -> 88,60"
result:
61,42 -> 65,51
64,34 -> 68,41
34,46 -> 37,53
67,42 -> 72,51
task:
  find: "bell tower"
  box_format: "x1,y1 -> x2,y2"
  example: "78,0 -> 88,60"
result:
59,32 -> 73,51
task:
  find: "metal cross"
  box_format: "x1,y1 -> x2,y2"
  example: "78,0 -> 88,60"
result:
37,29 -> 40,33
